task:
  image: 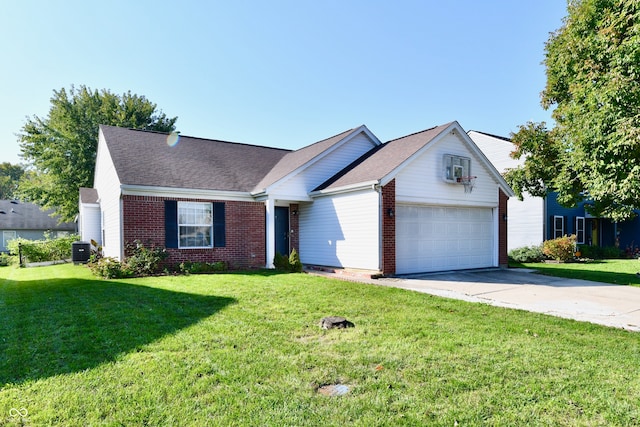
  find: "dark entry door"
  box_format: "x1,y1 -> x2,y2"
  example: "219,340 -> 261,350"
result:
275,206 -> 290,256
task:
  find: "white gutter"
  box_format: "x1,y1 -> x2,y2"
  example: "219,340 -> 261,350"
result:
308,180 -> 380,198
121,185 -> 255,201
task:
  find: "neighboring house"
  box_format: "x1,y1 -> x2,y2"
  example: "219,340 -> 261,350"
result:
0,200 -> 76,252
469,130 -> 640,252
468,131 -> 544,251
79,122 -> 513,275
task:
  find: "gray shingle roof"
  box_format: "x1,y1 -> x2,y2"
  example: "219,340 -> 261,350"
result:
79,187 -> 99,204
252,127 -> 360,193
316,122 -> 454,191
0,201 -> 76,231
100,125 -> 291,192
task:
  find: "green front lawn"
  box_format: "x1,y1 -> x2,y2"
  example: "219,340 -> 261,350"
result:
1,264 -> 639,426
513,258 -> 640,286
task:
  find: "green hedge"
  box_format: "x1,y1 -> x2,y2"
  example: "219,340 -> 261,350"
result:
7,234 -> 79,264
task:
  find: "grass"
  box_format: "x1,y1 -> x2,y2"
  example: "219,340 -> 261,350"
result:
512,258 -> 640,286
1,264 -> 639,426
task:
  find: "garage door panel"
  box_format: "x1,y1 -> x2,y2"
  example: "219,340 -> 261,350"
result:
397,204 -> 495,274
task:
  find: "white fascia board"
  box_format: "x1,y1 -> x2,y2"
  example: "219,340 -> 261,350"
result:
309,180 -> 380,198
257,125 -> 382,196
121,185 -> 255,201
456,124 -> 515,197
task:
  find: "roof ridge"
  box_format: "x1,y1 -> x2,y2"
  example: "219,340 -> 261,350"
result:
385,122 -> 454,143
100,124 -> 292,152
291,126 -> 359,152
468,130 -> 512,142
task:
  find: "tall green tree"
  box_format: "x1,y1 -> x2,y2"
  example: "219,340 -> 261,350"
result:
0,162 -> 25,200
18,85 -> 177,221
506,0 -> 640,221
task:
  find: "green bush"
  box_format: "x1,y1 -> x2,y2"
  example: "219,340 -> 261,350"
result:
7,234 -> 79,264
0,252 -> 15,266
288,248 -> 303,273
508,245 -> 545,263
577,245 -> 624,259
124,240 -> 169,277
543,235 -> 577,262
273,249 -> 303,273
88,257 -> 131,279
178,261 -> 227,274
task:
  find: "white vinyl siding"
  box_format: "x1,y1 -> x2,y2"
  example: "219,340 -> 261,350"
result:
396,204 -> 494,274
79,205 -> 101,245
468,131 -> 544,250
94,130 -> 124,259
395,132 -> 498,207
300,189 -> 380,270
268,132 -> 377,200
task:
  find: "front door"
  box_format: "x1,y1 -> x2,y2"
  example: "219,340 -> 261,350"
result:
275,206 -> 290,256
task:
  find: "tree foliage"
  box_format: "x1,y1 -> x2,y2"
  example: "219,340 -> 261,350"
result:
18,85 -> 177,221
507,0 -> 640,221
0,162 -> 25,200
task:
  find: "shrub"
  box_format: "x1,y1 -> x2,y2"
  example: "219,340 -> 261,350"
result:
577,245 -> 624,259
273,252 -> 290,271
0,253 -> 15,266
178,261 -> 227,274
543,235 -> 577,262
88,257 -> 131,279
508,245 -> 545,263
7,233 -> 79,264
288,248 -> 303,273
123,240 -> 169,277
273,249 -> 303,273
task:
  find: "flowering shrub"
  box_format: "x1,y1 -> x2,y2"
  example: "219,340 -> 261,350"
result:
543,235 -> 577,262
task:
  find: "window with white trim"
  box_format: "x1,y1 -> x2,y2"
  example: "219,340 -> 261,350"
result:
575,216 -> 585,244
178,202 -> 213,248
553,215 -> 565,239
443,154 -> 471,182
3,231 -> 16,249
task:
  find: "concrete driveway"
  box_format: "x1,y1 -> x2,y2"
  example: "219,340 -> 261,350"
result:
370,268 -> 640,332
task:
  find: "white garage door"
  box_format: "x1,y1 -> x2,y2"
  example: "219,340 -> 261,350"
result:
396,205 -> 495,274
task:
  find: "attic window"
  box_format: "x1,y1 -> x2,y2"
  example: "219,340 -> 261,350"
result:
443,154 -> 471,182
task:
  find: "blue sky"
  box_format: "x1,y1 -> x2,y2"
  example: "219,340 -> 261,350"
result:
1,1 -> 567,165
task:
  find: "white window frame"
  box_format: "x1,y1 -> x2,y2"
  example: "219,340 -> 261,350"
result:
553,215 -> 565,239
3,231 -> 16,249
178,201 -> 213,249
443,154 -> 471,182
575,216 -> 585,244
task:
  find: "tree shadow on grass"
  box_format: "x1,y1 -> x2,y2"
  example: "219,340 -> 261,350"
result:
0,277 -> 235,386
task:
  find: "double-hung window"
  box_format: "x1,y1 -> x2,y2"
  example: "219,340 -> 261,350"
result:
575,216 -> 585,244
553,215 -> 565,239
178,202 -> 213,248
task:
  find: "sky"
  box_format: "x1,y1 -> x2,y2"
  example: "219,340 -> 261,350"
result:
0,1 -> 568,165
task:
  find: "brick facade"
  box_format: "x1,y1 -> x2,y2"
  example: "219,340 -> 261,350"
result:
381,180 -> 396,275
289,203 -> 300,254
122,195 -> 266,269
498,189 -> 509,268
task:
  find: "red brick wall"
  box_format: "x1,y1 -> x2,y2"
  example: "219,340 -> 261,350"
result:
289,203 -> 299,254
499,189 -> 509,267
122,195 -> 266,269
381,180 -> 396,275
